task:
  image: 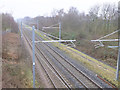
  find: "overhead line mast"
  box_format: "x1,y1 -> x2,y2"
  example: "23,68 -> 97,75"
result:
91,1 -> 120,80
116,1 -> 120,80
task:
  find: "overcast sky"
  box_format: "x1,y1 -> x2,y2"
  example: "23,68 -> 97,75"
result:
0,0 -> 119,19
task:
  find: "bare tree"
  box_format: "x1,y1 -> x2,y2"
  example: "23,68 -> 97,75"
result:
101,3 -> 117,32
89,5 -> 100,21
2,13 -> 18,33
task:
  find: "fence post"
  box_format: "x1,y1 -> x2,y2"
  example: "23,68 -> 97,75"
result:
32,26 -> 35,88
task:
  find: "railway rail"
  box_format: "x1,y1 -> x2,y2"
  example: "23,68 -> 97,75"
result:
22,25 -> 113,89
23,28 -> 72,88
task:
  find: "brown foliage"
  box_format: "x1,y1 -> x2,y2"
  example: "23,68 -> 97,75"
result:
2,13 -> 18,33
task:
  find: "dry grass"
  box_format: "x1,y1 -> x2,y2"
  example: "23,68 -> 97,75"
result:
2,32 -> 39,88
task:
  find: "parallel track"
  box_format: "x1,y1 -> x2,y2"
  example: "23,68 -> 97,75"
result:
23,28 -> 72,88
23,25 -> 112,89
34,31 -> 103,88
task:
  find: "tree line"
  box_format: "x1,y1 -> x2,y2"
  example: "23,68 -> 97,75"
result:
2,13 -> 18,33
23,3 -> 118,66
24,3 -> 118,38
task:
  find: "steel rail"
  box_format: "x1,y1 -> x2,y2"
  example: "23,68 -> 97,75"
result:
24,25 -> 113,88
23,29 -> 72,88
22,30 -> 57,88
37,31 -> 103,89
25,29 -> 84,88
37,41 -> 89,88
35,46 -> 72,88
24,29 -> 101,88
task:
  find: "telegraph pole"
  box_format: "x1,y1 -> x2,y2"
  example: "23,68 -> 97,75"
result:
116,1 -> 120,80
59,22 -> 61,40
32,26 -> 35,88
21,22 -> 22,38
37,20 -> 39,30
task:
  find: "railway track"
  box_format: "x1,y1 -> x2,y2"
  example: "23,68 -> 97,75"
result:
35,32 -> 103,88
40,30 -> 116,73
23,28 -> 72,88
22,25 -> 113,89
39,30 -> 117,88
25,30 -> 86,88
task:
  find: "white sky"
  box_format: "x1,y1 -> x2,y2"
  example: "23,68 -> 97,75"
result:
0,0 -> 119,19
